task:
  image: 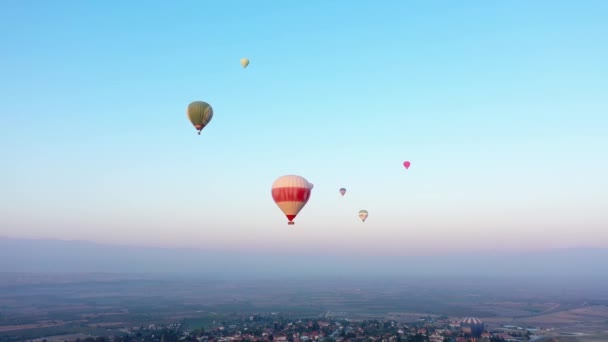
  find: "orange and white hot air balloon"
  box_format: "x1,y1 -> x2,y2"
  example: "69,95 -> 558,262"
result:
358,210 -> 369,222
271,175 -> 313,225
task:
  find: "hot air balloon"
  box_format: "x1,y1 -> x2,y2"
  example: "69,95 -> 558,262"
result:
403,161 -> 411,169
358,210 -> 368,222
339,188 -> 346,196
460,318 -> 485,338
271,175 -> 313,225
187,101 -> 213,135
240,58 -> 250,68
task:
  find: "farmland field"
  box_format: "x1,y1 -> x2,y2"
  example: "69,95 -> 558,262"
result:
2,272 -> 608,341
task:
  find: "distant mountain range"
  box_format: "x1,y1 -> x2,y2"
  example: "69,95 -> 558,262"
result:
1,237 -> 607,282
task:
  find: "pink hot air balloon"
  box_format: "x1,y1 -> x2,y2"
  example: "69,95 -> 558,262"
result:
271,175 -> 313,225
339,188 -> 346,196
403,161 -> 411,169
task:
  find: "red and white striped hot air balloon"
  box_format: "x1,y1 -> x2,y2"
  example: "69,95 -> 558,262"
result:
271,175 -> 313,225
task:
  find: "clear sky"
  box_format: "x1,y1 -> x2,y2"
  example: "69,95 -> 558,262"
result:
1,0 -> 607,255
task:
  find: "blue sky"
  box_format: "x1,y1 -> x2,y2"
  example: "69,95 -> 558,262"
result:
1,1 -> 607,254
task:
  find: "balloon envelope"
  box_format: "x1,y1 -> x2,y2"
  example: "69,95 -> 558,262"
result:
339,188 -> 346,196
403,161 -> 411,169
358,210 -> 368,222
187,101 -> 213,135
271,175 -> 313,225
240,58 -> 250,68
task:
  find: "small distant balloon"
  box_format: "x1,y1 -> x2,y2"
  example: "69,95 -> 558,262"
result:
339,188 -> 346,196
187,101 -> 213,135
358,210 -> 368,222
240,58 -> 250,68
403,161 -> 411,169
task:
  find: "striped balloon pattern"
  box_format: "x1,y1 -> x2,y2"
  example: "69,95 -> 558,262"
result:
358,210 -> 369,222
271,175 -> 313,225
187,101 -> 213,135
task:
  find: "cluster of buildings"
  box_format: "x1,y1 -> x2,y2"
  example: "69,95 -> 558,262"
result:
110,315 -> 542,342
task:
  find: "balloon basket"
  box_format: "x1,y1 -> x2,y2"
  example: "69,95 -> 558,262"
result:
288,222 -> 295,225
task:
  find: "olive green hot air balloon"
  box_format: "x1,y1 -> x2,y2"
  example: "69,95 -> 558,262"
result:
240,58 -> 250,68
187,101 -> 213,135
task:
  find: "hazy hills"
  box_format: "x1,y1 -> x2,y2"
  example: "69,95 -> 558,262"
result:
1,237 -> 607,283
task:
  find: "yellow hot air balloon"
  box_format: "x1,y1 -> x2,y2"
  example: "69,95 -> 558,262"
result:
187,101 -> 213,135
358,210 -> 368,222
240,58 -> 250,68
